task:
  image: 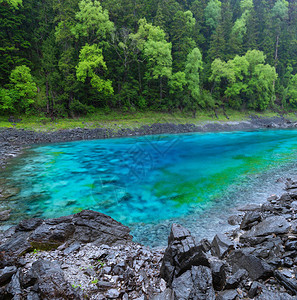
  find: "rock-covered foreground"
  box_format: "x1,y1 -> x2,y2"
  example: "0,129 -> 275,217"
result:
1,180 -> 297,298
0,180 -> 297,300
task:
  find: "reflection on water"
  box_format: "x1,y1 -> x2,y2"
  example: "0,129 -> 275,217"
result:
1,129 -> 297,246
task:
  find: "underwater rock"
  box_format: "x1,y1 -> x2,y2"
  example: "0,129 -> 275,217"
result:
0,209 -> 11,221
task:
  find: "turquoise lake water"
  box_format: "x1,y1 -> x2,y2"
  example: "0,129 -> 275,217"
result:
1,129 -> 297,246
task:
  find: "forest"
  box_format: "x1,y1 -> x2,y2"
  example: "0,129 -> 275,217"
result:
0,0 -> 297,118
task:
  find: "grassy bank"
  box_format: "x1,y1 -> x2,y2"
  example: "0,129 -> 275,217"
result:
0,109 -> 296,132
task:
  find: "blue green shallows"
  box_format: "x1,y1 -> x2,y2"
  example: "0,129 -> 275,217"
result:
1,129 -> 297,246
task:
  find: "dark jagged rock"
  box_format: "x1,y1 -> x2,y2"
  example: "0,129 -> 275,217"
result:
29,260 -> 83,299
225,268 -> 248,289
248,281 -> 264,298
0,231 -> 32,259
0,210 -> 132,258
171,265 -> 215,300
29,222 -> 76,249
72,210 -> 132,245
240,211 -> 262,230
209,259 -> 227,291
275,270 -> 297,295
240,216 -> 291,242
228,215 -> 243,226
228,250 -> 273,280
0,266 -> 17,285
211,233 -> 234,259
285,178 -> 297,190
5,269 -> 22,297
160,224 -> 209,285
15,218 -> 43,232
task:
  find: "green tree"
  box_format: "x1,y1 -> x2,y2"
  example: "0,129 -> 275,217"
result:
76,43 -> 113,95
131,18 -> 172,101
204,0 -> 221,31
72,0 -> 115,43
210,50 -> 277,110
184,47 -> 203,116
0,65 -> 37,113
0,0 -> 22,8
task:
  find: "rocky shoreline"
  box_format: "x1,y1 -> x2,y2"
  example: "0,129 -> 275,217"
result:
1,179 -> 297,298
0,115 -> 296,169
1,116 -> 297,299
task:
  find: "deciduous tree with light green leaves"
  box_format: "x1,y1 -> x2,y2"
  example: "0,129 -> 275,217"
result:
184,47 -> 203,116
131,18 -> 172,100
0,65 -> 37,113
0,0 -> 21,8
210,50 -> 277,110
76,43 -> 113,95
72,0 -> 115,44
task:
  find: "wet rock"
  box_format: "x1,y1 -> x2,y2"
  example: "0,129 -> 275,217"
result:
211,233 -> 234,259
160,224 -> 209,285
216,289 -> 238,300
0,266 -> 17,285
0,209 -> 11,221
240,211 -> 262,230
228,250 -> 273,280
171,265 -> 215,300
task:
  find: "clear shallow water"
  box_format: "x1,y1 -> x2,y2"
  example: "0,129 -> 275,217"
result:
1,129 -> 297,246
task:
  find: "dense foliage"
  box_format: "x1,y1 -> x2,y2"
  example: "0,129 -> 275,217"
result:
0,0 -> 296,117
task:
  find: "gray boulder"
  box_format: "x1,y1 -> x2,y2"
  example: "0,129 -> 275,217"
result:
240,216 -> 291,242
228,250 -> 273,280
171,266 -> 215,300
211,233 -> 234,259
